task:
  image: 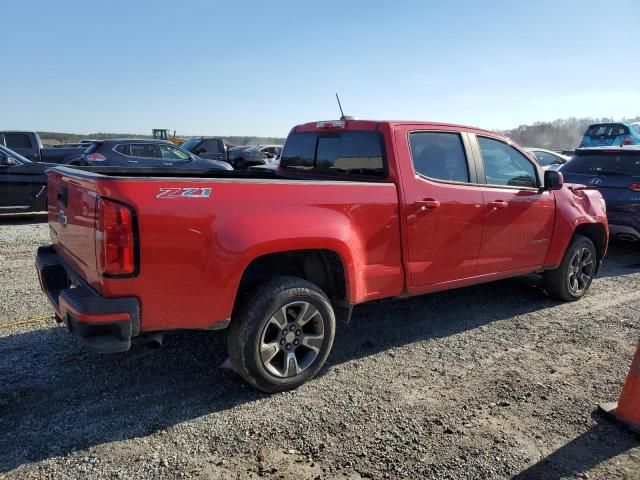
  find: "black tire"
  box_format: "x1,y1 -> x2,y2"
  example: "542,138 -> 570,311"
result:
227,276 -> 336,392
235,158 -> 245,170
544,234 -> 597,301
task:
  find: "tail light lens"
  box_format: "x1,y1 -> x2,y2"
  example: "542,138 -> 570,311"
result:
87,152 -> 107,161
628,183 -> 640,192
621,136 -> 635,146
96,197 -> 137,276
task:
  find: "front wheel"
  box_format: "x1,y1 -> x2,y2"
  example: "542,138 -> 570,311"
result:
227,276 -> 336,392
544,234 -> 597,301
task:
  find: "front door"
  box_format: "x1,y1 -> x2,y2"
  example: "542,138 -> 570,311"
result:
0,154 -> 35,211
473,135 -> 555,274
399,129 -> 484,287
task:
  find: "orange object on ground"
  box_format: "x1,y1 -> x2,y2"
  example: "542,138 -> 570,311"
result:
599,340 -> 640,435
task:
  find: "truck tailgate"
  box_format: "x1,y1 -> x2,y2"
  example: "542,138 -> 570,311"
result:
47,169 -> 101,292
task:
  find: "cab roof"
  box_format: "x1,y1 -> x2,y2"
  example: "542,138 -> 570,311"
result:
293,119 -> 507,140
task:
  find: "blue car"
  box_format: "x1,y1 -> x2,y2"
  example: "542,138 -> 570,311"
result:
560,147 -> 640,242
579,122 -> 640,147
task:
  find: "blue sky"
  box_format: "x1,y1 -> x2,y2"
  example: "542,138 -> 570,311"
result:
3,0 -> 639,136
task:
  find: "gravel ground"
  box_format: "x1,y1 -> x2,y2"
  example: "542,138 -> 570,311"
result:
1,216 -> 639,480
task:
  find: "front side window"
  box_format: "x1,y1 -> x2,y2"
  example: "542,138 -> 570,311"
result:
408,132 -> 469,183
202,140 -> 222,154
159,145 -> 191,160
4,133 -> 32,149
478,137 -> 538,188
129,144 -> 159,158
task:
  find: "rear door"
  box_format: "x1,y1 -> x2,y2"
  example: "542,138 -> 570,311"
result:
395,127 -> 484,286
126,143 -> 167,167
472,135 -> 555,274
0,150 -> 35,210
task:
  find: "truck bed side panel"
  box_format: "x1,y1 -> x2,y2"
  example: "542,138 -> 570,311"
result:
68,176 -> 403,332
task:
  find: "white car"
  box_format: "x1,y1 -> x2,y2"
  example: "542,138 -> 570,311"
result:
526,148 -> 571,171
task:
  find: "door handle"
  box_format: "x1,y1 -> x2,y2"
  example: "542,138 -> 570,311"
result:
415,199 -> 440,209
489,200 -> 508,209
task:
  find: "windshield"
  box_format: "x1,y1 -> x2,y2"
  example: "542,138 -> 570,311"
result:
562,152 -> 640,176
181,139 -> 201,151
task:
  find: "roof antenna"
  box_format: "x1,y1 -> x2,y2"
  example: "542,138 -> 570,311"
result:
336,93 -> 346,120
335,93 -> 355,120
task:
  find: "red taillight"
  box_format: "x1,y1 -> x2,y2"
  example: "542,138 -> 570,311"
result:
621,136 -> 635,146
87,152 -> 107,161
96,197 -> 136,276
629,183 -> 640,192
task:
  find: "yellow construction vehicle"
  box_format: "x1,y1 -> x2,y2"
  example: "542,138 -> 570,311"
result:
152,129 -> 186,146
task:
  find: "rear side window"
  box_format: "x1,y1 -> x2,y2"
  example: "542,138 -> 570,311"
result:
478,137 -> 538,188
408,132 -> 469,183
129,144 -> 158,158
280,131 -> 385,177
586,124 -> 629,137
114,144 -> 130,155
4,133 -> 32,149
632,124 -> 640,134
562,153 -> 640,176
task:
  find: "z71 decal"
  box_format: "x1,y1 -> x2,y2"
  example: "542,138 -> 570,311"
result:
156,187 -> 212,199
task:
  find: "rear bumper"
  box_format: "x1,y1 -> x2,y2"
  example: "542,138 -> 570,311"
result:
35,244 -> 140,353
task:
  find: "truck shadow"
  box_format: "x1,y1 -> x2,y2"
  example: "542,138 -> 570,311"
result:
512,415 -> 638,480
0,253 -> 637,472
0,213 -> 48,225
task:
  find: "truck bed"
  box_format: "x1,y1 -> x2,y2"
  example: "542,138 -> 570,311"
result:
45,166 -> 404,333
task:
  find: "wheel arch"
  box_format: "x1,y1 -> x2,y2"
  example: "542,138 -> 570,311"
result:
573,222 -> 607,272
232,248 -> 352,320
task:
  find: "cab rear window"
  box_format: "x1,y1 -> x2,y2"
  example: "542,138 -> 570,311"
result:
280,131 -> 385,177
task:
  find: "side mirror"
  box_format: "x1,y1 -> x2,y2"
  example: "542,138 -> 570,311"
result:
0,153 -> 16,167
544,170 -> 563,190
194,147 -> 206,155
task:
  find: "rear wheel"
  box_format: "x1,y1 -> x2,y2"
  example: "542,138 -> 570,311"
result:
227,276 -> 336,392
544,235 -> 597,301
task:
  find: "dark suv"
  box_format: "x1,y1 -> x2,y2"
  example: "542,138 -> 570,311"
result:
77,139 -> 232,170
560,146 -> 640,242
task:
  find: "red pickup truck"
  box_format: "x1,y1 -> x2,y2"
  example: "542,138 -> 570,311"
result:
36,119 -> 608,392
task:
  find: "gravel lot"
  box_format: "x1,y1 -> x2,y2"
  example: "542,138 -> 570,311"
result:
1,216 -> 639,479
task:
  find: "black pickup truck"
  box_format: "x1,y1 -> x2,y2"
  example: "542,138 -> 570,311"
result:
0,131 -> 86,164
